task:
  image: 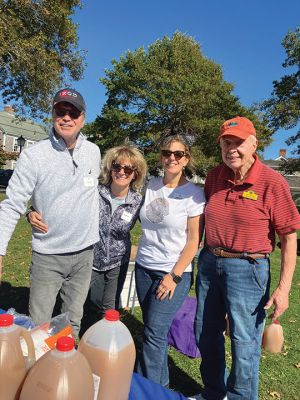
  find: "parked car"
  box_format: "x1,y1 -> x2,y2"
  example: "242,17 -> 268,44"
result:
0,169 -> 14,188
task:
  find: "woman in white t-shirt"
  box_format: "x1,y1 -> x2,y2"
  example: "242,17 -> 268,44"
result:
135,129 -> 206,387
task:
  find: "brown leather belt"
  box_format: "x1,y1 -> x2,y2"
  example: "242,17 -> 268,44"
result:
207,246 -> 269,261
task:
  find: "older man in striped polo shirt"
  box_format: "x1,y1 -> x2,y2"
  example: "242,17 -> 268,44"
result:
195,116 -> 300,400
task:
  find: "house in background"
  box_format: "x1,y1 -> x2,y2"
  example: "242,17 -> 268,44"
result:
263,149 -> 300,175
0,105 -> 48,169
264,149 -> 300,210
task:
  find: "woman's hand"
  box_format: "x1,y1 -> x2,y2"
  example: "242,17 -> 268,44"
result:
156,273 -> 177,301
28,211 -> 48,233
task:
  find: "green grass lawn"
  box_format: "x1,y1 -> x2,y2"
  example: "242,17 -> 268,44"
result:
0,193 -> 299,399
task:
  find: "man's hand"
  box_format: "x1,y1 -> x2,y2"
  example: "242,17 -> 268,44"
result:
264,286 -> 289,321
28,211 -> 48,233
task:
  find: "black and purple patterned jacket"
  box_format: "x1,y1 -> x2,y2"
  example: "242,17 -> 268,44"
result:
93,184 -> 143,271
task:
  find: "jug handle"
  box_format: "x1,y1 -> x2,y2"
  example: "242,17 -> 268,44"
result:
20,327 -> 36,369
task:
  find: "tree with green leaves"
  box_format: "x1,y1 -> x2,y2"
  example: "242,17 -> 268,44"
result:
0,0 -> 84,118
91,32 -> 271,175
261,27 -> 300,172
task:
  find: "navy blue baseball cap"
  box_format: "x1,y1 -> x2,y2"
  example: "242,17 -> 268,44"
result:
53,88 -> 86,112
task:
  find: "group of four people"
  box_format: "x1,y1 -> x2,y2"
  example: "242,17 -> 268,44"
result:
0,88 -> 299,400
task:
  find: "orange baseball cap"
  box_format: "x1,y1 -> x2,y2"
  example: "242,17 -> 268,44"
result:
218,116 -> 256,142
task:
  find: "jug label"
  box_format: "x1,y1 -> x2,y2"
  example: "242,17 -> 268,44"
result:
21,330 -> 50,359
92,373 -> 100,400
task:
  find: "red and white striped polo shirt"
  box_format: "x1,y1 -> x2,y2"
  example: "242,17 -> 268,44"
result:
204,155 -> 300,254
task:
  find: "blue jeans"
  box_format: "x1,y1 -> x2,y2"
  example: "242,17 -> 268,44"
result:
135,263 -> 192,386
194,248 -> 270,400
29,247 -> 94,338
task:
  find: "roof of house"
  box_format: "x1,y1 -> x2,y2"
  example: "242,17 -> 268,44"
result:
263,159 -> 287,169
284,175 -> 300,190
0,110 -> 48,141
274,155 -> 287,161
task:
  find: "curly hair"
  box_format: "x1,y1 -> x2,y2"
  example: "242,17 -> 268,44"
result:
100,144 -> 148,191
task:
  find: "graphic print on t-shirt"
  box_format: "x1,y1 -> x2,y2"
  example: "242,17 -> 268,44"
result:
146,197 -> 169,223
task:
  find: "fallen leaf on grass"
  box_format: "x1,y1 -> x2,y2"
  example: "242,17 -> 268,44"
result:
294,363 -> 300,369
269,391 -> 281,398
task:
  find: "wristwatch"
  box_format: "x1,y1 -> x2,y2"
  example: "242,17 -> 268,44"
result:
169,271 -> 182,284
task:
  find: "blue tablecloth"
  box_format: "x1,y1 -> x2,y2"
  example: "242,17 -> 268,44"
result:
129,373 -> 188,400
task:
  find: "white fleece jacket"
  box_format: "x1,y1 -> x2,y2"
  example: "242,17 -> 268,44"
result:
0,129 -> 100,255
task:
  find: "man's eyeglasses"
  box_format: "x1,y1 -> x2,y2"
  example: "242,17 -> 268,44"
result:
54,108 -> 82,119
111,162 -> 136,175
161,150 -> 187,160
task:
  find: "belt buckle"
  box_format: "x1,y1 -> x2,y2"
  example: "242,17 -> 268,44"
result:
214,247 -> 222,256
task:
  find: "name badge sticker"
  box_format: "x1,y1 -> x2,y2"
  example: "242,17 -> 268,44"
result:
174,194 -> 184,199
169,192 -> 184,200
242,190 -> 258,201
121,210 -> 133,222
84,176 -> 95,187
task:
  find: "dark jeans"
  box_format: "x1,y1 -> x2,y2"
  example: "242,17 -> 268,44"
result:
194,248 -> 270,400
89,263 -> 129,317
135,263 -> 192,386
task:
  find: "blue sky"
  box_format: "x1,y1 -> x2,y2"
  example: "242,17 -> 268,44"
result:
71,0 -> 300,160
4,1 -> 300,159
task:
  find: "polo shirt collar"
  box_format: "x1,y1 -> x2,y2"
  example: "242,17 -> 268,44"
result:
219,154 -> 263,186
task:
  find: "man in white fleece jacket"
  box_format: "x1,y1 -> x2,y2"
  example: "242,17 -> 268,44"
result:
0,88 -> 100,336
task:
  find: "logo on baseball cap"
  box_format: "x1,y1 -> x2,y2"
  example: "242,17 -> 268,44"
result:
53,88 -> 86,112
218,116 -> 256,142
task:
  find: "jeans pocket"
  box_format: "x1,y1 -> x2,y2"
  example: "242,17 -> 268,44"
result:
251,259 -> 269,291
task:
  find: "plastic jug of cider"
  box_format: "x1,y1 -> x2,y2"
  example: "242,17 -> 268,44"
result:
262,320 -> 284,353
78,309 -> 136,400
0,313 -> 35,400
20,336 -> 94,400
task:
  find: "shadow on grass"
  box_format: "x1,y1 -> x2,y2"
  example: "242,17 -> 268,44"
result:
169,356 -> 202,396
122,309 -> 202,397
0,281 -> 30,314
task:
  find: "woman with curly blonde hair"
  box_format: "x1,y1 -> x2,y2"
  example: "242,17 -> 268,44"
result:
89,144 -> 147,317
